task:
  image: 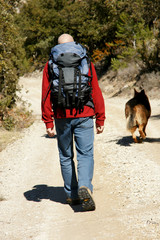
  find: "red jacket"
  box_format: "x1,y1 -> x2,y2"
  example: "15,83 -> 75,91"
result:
41,62 -> 105,129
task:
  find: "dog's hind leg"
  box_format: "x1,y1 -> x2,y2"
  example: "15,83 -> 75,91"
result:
130,126 -> 142,143
143,125 -> 147,136
139,124 -> 146,140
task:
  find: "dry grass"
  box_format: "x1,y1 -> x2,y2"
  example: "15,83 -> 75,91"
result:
0,128 -> 22,152
0,105 -> 34,152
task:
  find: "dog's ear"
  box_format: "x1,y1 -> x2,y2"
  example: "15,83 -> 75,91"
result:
134,88 -> 138,96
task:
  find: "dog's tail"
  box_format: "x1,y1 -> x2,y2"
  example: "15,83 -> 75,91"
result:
126,112 -> 136,130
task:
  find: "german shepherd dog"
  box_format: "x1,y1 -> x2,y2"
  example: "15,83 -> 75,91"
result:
125,89 -> 151,143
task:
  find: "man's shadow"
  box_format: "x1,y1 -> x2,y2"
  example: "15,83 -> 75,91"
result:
41,134 -> 57,139
24,184 -> 82,212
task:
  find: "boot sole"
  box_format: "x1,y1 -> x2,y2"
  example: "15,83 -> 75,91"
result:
78,187 -> 95,211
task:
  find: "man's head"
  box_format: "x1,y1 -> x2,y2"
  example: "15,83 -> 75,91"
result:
58,34 -> 74,44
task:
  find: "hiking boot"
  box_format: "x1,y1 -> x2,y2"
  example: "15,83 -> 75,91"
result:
66,197 -> 80,205
78,186 -> 96,211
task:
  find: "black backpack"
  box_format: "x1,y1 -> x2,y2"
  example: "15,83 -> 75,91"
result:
48,42 -> 94,115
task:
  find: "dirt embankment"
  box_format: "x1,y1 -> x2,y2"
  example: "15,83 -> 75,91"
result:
0,69 -> 160,240
98,63 -> 160,99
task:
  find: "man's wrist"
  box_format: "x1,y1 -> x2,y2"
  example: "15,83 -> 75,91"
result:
45,122 -> 54,129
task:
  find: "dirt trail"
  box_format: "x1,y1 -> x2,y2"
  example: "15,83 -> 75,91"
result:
0,72 -> 160,240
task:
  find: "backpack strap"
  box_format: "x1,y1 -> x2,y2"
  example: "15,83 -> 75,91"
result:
77,68 -> 82,112
58,67 -> 63,105
57,67 -> 67,116
72,67 -> 77,107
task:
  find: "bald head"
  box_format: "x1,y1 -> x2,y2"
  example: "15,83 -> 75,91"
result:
58,34 -> 74,44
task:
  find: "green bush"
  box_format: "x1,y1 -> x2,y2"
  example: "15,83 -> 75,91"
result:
0,0 -> 27,124
2,115 -> 15,131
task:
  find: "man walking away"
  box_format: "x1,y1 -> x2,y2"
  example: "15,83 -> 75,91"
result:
41,33 -> 105,211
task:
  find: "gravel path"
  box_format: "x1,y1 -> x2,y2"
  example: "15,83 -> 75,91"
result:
0,72 -> 160,240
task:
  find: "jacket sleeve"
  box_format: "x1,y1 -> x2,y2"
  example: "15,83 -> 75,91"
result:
41,62 -> 54,129
90,62 -> 106,126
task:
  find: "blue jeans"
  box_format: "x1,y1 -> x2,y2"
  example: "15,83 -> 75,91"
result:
55,117 -> 94,199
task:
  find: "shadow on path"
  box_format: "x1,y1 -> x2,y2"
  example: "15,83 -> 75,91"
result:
116,136 -> 133,146
116,136 -> 160,146
24,184 -> 66,203
24,184 -> 83,212
151,114 -> 160,120
41,134 -> 57,139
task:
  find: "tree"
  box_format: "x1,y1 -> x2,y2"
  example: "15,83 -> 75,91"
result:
111,0 -> 160,70
16,0 -> 66,65
0,0 -> 26,122
142,0 -> 160,26
17,0 -> 117,63
17,0 -> 160,71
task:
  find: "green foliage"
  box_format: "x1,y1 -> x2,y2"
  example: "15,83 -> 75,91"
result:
16,0 -> 62,65
143,0 -> 160,25
112,2 -> 160,70
111,46 -> 136,70
2,114 -> 15,131
0,0 -> 27,125
16,0 -> 160,71
137,28 -> 160,70
58,0 -> 116,53
111,58 -> 128,70
17,0 -> 117,62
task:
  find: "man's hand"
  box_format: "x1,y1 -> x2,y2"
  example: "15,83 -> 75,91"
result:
46,128 -> 56,137
96,125 -> 104,134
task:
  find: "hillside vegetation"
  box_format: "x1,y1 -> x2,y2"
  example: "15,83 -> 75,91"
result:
0,0 -> 160,130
